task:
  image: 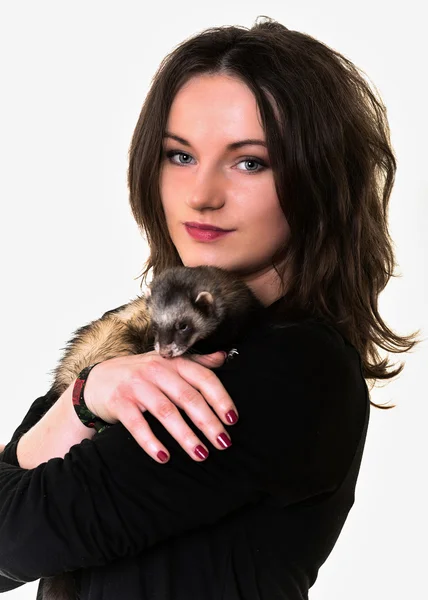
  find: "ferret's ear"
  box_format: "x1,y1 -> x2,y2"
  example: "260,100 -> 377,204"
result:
195,291 -> 214,313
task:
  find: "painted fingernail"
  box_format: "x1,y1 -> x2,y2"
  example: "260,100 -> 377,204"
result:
195,445 -> 209,460
217,432 -> 232,448
225,410 -> 238,424
157,451 -> 169,463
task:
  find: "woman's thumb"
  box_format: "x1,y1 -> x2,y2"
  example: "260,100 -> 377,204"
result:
188,351 -> 227,368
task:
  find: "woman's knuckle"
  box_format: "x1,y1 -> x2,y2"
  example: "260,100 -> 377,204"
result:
157,401 -> 177,420
135,432 -> 150,447
180,387 -> 200,406
199,368 -> 216,384
128,369 -> 147,389
114,381 -> 133,402
203,416 -> 219,432
144,358 -> 163,377
127,413 -> 144,431
183,429 -> 198,445
191,416 -> 205,430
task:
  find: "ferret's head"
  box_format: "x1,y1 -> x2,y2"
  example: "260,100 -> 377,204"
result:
144,286 -> 220,358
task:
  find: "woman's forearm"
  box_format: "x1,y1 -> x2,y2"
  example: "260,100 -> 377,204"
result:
17,383 -> 96,469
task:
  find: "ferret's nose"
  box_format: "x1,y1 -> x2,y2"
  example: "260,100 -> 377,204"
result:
159,348 -> 174,358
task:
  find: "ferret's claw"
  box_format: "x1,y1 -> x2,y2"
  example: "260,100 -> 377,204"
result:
227,348 -> 239,361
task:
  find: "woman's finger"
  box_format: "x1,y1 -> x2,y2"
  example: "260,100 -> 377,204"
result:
140,358 -> 237,449
115,398 -> 172,463
118,378 -> 213,463
133,358 -> 231,457
175,355 -> 239,426
188,351 -> 227,369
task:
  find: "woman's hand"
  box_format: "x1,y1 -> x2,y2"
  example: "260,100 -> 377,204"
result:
83,351 -> 239,464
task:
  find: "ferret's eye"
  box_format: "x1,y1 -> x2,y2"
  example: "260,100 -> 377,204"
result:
177,322 -> 189,332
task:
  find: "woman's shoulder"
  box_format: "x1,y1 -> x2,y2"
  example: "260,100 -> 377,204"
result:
222,311 -> 368,414
240,310 -> 358,364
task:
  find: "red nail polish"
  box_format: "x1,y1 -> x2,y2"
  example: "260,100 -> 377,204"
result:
195,445 -> 209,459
157,451 -> 169,463
226,410 -> 238,424
217,433 -> 232,448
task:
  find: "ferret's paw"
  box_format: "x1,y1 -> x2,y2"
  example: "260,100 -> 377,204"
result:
226,348 -> 239,361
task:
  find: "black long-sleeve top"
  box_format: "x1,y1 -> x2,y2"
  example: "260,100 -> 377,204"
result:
0,299 -> 370,599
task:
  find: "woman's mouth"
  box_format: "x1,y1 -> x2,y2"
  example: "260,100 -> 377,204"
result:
184,224 -> 233,242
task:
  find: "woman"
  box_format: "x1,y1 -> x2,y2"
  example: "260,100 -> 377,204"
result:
0,16 -> 420,600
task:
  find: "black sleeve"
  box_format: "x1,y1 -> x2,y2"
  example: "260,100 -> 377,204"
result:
0,389 -> 60,591
0,388 -> 59,467
0,320 -> 368,584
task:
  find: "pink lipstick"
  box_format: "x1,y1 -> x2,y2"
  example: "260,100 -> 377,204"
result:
184,221 -> 234,242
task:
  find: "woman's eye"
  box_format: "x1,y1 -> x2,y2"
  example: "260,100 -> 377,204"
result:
164,150 -> 267,174
165,151 -> 194,166
235,158 -> 266,174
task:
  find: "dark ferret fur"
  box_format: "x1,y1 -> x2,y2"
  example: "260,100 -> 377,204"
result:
43,265 -> 263,600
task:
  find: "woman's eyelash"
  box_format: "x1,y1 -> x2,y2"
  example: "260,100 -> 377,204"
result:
163,150 -> 268,174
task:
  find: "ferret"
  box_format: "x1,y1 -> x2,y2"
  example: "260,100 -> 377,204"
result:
42,265 -> 263,600
49,265 -> 263,398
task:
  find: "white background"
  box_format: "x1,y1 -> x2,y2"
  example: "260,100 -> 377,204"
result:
0,1 -> 426,598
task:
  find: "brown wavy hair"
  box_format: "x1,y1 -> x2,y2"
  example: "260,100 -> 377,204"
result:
127,16 -> 422,409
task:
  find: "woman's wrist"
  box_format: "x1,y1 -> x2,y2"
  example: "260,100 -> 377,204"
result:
72,364 -> 111,433
17,382 -> 96,470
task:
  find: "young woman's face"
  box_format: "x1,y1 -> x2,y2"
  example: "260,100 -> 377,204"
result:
159,74 -> 290,303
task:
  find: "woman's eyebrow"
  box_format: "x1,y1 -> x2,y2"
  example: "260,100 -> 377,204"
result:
163,132 -> 267,150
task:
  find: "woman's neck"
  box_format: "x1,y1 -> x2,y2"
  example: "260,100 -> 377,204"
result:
240,265 -> 288,307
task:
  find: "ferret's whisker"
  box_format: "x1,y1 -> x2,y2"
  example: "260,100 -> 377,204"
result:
187,347 -> 203,356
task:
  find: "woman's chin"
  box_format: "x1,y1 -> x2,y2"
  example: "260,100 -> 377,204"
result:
180,255 -> 228,269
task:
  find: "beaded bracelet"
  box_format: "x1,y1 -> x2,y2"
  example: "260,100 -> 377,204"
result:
72,363 -> 111,434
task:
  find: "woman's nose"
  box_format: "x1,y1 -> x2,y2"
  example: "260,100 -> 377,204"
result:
186,170 -> 226,210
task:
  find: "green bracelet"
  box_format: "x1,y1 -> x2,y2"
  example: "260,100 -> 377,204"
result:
72,363 -> 110,434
